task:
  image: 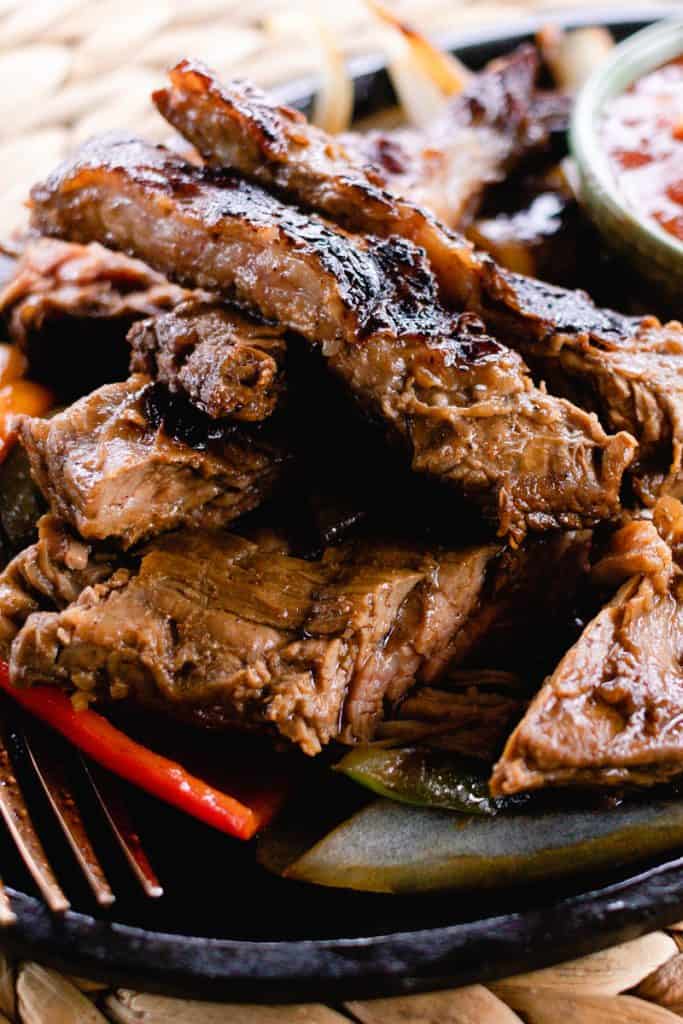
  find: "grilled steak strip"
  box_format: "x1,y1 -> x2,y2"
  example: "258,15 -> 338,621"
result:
0,237 -> 190,399
490,499 -> 683,794
151,62 -> 595,325
30,135 -> 635,542
156,64 -> 683,498
9,530 -> 500,753
19,375 -> 285,548
153,63 -> 482,309
128,299 -> 286,422
0,514 -> 118,657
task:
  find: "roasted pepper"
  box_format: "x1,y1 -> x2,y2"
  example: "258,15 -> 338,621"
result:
0,663 -> 287,840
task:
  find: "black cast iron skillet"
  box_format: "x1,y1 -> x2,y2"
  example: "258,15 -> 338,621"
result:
2,5 -> 681,1003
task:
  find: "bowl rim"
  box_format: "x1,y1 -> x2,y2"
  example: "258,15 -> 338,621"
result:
570,17 -> 683,264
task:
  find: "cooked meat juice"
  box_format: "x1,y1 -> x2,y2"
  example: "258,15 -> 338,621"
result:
602,56 -> 683,242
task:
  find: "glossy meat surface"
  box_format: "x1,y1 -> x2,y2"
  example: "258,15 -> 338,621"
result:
128,299 -> 286,422
156,64 -> 683,502
19,375 -> 285,548
491,499 -> 683,793
9,530 -> 500,754
29,135 -> 635,542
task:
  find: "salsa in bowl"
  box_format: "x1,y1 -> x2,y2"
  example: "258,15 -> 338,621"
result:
571,18 -> 683,297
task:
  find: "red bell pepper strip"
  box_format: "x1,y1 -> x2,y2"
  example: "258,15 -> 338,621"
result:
0,662 -> 286,840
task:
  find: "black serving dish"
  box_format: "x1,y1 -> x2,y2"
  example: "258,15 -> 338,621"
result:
2,6 -> 683,1003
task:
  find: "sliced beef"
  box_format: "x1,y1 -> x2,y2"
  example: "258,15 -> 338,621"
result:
0,237 -> 190,399
150,61 -> 568,315
321,538 -> 498,742
155,65 -> 683,503
340,44 -> 562,227
491,498 -> 683,794
152,62 -> 482,309
9,530 -> 501,754
128,299 -> 286,422
19,375 -> 285,548
9,522 -> 594,754
29,135 -> 635,542
0,514 -> 118,656
502,313 -> 683,504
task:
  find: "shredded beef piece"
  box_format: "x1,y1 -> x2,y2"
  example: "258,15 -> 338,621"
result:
19,375 -> 286,548
0,514 -> 118,657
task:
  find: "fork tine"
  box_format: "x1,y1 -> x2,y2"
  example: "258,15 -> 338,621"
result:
81,760 -> 163,899
0,719 -> 69,913
22,726 -> 115,907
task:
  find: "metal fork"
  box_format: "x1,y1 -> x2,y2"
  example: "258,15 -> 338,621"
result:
0,699 -> 163,920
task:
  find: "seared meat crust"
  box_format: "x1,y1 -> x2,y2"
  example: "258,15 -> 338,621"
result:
128,299 -> 286,422
30,135 -> 635,542
19,375 -> 285,548
156,64 -> 683,500
153,63 -> 484,309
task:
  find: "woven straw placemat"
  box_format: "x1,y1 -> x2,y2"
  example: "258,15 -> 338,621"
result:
4,931 -> 683,1021
2,0 -> 683,1019
0,0 -> 677,238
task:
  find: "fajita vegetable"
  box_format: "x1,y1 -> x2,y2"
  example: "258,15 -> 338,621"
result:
0,663 -> 287,840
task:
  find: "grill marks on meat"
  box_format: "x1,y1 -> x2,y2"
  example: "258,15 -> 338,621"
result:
9,531 -> 501,754
152,61 -> 483,310
0,514 -> 118,657
30,135 -> 459,343
155,64 -> 683,505
19,375 -> 285,548
128,299 -> 287,422
491,499 -> 683,794
151,62 -> 585,327
29,135 -> 635,542
0,237 -> 190,399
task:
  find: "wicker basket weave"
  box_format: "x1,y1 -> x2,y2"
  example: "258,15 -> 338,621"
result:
2,0 -> 683,1018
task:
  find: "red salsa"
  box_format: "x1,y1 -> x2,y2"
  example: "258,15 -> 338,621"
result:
601,56 -> 683,242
